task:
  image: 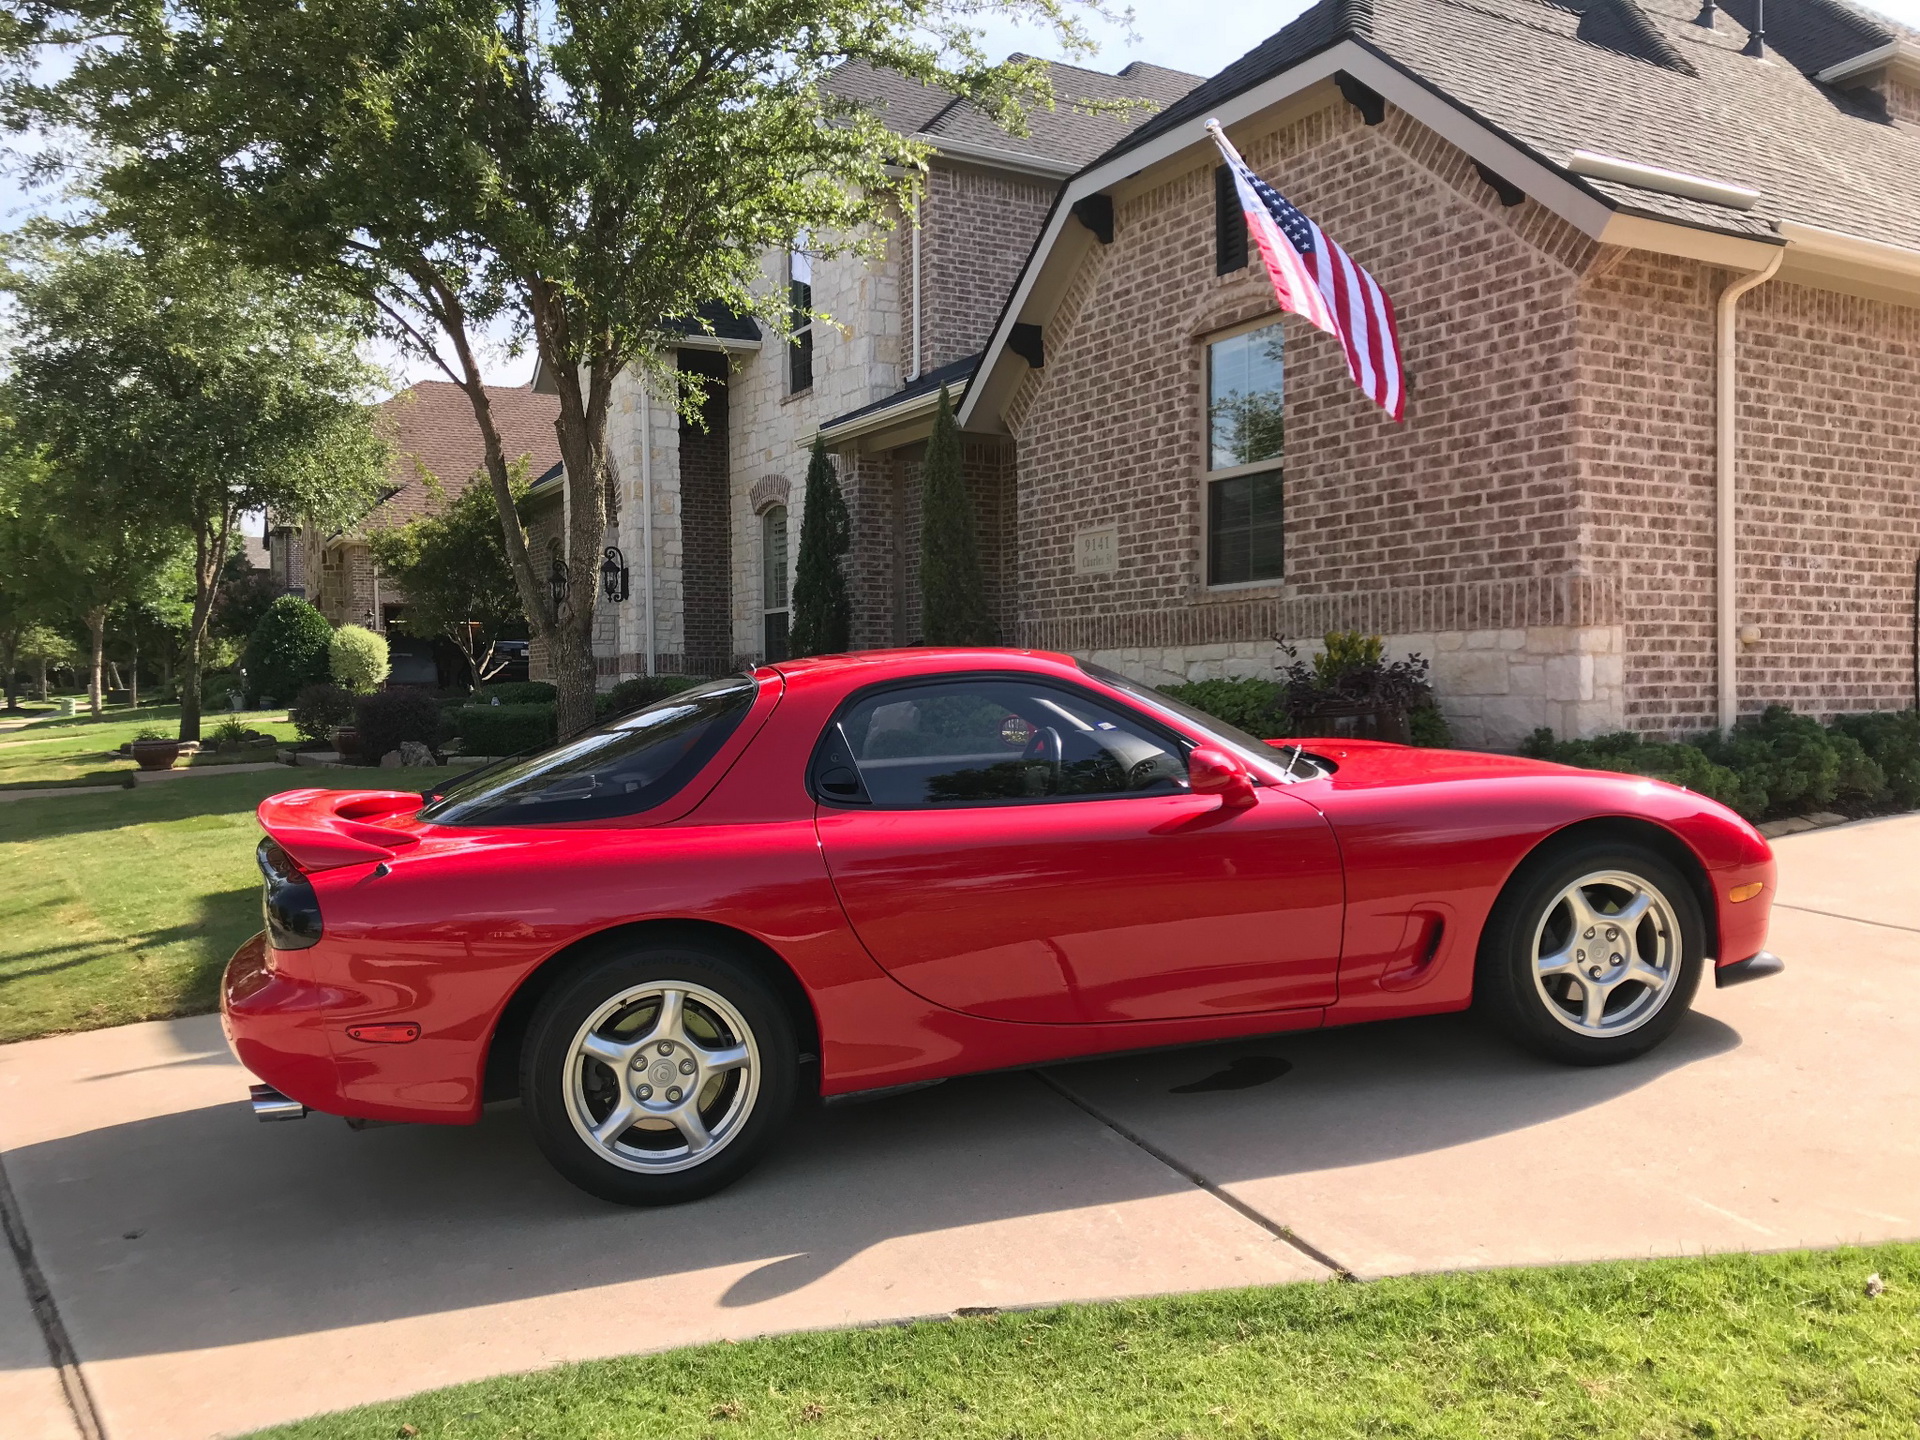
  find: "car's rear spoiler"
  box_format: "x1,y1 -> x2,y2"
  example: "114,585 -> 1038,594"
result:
257,788 -> 424,871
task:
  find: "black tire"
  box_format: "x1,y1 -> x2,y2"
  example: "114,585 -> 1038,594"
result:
520,942 -> 798,1205
1475,841 -> 1705,1066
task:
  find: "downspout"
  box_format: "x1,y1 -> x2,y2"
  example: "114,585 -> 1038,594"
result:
1715,246 -> 1784,733
907,182 -> 923,382
641,379 -> 657,677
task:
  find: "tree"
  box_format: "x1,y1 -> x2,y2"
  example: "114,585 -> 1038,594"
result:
919,388 -> 995,645
18,624 -> 78,700
789,438 -> 851,657
2,236 -> 386,739
5,0 -> 1107,738
367,468 -> 530,689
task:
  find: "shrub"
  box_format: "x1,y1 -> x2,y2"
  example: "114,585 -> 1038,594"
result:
474,680 -> 558,705
1697,705 -> 1882,818
242,596 -> 332,706
202,671 -> 239,709
291,683 -> 356,743
595,674 -> 705,719
1521,728 -> 1754,815
353,688 -> 445,765
1409,703 -> 1453,748
329,624 -> 390,694
790,437 -> 851,657
208,717 -> 252,751
1157,678 -> 1286,738
919,387 -> 995,645
1830,709 -> 1920,808
455,702 -> 556,756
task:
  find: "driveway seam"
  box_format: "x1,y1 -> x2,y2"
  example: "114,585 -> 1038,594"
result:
1772,902 -> 1920,935
1033,1069 -> 1355,1280
0,1151 -> 106,1440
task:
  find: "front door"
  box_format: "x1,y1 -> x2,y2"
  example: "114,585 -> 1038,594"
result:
811,676 -> 1344,1024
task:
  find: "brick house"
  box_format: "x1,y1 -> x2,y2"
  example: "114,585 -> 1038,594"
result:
564,0 -> 1920,748
274,380 -> 559,679
955,0 -> 1920,746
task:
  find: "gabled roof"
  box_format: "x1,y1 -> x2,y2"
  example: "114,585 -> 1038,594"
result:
827,56 -> 1205,174
959,0 -> 1920,433
365,381 -> 561,530
819,353 -> 980,444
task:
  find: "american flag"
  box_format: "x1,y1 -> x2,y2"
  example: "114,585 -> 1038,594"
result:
1209,122 -> 1406,423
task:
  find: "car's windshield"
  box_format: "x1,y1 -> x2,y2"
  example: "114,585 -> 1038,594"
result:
1076,661 -> 1331,781
420,675 -> 758,827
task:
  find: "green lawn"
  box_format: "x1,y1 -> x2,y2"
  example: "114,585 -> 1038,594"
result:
0,704 -> 300,789
245,1245 -> 1919,1439
0,764 -> 444,1042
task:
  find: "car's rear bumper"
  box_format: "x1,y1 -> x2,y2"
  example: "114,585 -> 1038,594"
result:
222,931 -> 344,1114
1714,950 -> 1784,987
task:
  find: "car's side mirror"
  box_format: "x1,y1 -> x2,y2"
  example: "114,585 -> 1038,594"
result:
1188,747 -> 1257,809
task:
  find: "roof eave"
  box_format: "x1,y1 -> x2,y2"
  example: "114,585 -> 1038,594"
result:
913,133 -> 1081,180
1813,39 -> 1920,85
816,377 -> 971,451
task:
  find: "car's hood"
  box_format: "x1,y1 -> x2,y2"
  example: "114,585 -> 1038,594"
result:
1270,737 -> 1618,788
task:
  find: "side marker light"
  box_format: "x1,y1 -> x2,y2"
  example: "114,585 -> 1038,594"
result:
346,1023 -> 421,1044
1728,882 -> 1765,903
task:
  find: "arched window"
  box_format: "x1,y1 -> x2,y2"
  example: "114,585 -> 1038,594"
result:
761,505 -> 790,661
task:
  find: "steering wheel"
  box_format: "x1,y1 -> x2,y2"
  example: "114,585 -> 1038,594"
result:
1023,725 -> 1063,795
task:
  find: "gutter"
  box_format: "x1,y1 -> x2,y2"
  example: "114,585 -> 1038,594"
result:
910,132 -> 1078,180
640,381 -> 656,677
1716,248 -> 1784,734
816,376 -> 971,449
1813,39 -> 1920,84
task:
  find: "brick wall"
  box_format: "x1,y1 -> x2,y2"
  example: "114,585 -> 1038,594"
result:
1012,101 -> 1599,663
920,164 -> 1057,371
679,356 -> 734,675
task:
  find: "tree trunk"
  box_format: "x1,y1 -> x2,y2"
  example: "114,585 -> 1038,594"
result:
87,609 -> 106,717
36,656 -> 49,702
1,633 -> 19,713
130,633 -> 140,710
178,518 -> 228,743
547,624 -> 597,741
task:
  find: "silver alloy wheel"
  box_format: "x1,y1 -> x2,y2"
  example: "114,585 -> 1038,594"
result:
1530,869 -> 1682,1038
562,981 -> 761,1174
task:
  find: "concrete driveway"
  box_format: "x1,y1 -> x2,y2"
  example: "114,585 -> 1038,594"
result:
3,814 -> 1917,1440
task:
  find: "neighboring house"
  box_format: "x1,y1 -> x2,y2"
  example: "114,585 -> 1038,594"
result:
532,56 -> 1203,680
557,0 -> 1920,749
272,380 -> 560,680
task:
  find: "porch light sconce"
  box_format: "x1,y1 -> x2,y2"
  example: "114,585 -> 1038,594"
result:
600,546 -> 631,603
548,551 -> 570,618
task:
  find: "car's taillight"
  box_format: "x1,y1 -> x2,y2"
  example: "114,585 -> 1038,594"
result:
256,837 -> 324,950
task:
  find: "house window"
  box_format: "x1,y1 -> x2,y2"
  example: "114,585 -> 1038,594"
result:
788,240 -> 814,394
1214,165 -> 1248,275
1205,324 -> 1285,586
761,505 -> 790,661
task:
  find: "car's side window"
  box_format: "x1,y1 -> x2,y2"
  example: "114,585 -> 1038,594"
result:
814,678 -> 1190,809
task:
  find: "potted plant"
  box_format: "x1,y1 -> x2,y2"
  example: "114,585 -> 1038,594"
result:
129,727 -> 185,772
332,724 -> 362,760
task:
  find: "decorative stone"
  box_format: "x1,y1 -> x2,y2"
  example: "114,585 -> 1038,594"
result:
398,741 -> 437,767
379,750 -> 403,768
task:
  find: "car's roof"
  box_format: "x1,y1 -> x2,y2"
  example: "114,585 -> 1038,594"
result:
766,647 -> 1084,688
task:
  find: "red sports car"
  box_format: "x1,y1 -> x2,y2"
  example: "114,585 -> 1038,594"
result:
225,648 -> 1780,1204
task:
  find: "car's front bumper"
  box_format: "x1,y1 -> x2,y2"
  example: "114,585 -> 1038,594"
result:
1715,950 -> 1785,987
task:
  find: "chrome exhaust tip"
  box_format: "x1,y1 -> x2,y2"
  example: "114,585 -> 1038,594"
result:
249,1083 -> 308,1122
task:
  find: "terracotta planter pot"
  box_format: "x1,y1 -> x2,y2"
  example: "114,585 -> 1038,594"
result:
130,739 -> 185,772
332,725 -> 362,760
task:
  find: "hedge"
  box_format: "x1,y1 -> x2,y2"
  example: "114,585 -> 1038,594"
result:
455,702 -> 557,756
1158,676 -> 1452,747
596,674 -> 707,719
242,596 -> 332,706
474,680 -> 557,705
1522,705 -> 1920,822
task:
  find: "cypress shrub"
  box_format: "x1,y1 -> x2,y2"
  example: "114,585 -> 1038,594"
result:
455,702 -> 557,756
919,388 -> 996,645
242,596 -> 333,706
353,688 -> 445,765
789,437 -> 851,657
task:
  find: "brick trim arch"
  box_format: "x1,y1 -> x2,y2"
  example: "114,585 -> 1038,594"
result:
749,474 -> 791,515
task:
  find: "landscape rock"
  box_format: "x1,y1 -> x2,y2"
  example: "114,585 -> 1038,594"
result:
379,749 -> 403,768
398,740 -> 437,768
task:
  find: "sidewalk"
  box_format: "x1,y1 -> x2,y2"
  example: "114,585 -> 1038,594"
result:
2,816 -> 1916,1440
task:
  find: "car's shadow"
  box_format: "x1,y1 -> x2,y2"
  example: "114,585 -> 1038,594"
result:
8,1009 -> 1738,1362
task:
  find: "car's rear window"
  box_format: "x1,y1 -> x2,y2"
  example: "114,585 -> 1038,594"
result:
420,676 -> 757,827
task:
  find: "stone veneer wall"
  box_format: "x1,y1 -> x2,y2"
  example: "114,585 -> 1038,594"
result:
1011,98 -> 1608,746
